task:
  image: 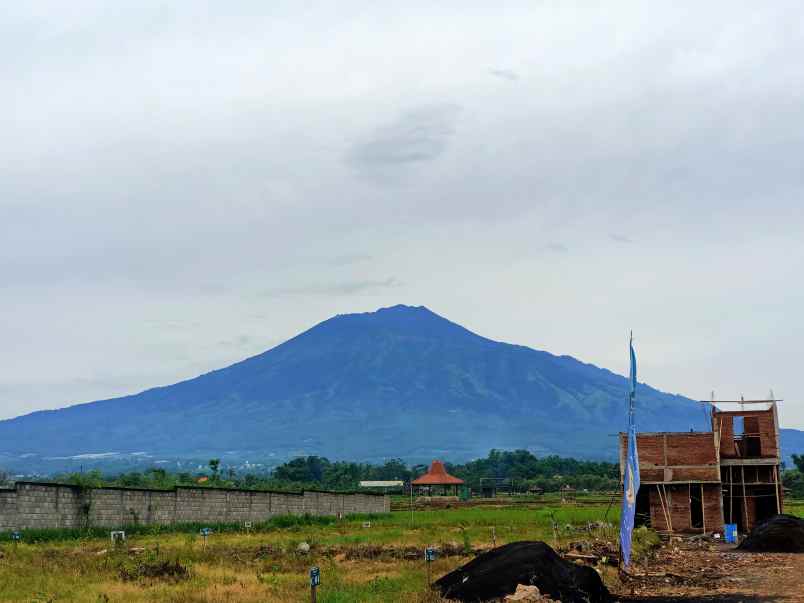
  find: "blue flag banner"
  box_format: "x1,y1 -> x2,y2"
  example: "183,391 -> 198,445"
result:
620,337 -> 640,567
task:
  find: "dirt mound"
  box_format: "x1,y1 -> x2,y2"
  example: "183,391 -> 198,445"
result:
434,541 -> 609,603
737,514 -> 804,553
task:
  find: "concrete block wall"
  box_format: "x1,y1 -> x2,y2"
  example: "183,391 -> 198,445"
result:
271,491 -> 305,516
14,483 -> 83,530
304,491 -> 340,516
0,489 -> 17,531
175,487 -> 229,524
0,482 -> 388,532
89,488 -> 127,528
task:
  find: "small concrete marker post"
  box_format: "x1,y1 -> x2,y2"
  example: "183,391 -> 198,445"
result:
110,531 -> 126,548
425,546 -> 437,586
11,531 -> 21,548
309,566 -> 320,603
200,527 -> 212,548
491,526 -> 496,548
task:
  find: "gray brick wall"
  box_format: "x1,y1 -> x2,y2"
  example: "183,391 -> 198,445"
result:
0,482 -> 387,531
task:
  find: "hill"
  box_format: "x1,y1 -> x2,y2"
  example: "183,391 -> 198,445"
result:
0,305 -> 800,474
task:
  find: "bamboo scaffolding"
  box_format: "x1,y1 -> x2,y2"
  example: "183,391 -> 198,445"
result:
655,485 -> 671,532
656,484 -> 673,532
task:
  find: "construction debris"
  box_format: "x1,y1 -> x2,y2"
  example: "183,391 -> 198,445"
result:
564,538 -> 620,566
504,584 -> 559,602
434,541 -> 609,603
737,514 -> 804,553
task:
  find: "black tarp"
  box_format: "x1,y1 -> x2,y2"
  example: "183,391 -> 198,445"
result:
434,541 -> 609,602
737,514 -> 804,553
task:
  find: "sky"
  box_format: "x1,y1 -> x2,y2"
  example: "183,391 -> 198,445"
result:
2,2 -> 804,428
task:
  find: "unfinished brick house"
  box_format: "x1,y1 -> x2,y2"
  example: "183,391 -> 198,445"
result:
619,399 -> 783,534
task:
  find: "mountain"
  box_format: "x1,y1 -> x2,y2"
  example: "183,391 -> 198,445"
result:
0,305 -> 801,474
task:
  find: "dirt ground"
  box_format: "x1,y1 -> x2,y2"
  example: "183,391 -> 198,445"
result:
611,540 -> 804,602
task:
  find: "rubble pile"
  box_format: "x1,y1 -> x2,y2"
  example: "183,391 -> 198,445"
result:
434,541 -> 609,603
564,539 -> 620,565
504,584 -> 559,602
737,514 -> 804,553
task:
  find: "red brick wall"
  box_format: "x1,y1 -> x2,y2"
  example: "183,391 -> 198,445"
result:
670,466 -> 720,482
714,410 -> 777,459
757,412 -> 778,458
621,433 -> 718,483
648,485 -> 692,532
702,484 -> 723,532
717,415 -> 736,458
647,484 -> 724,533
666,434 -> 717,465
634,435 -> 665,465
669,485 -> 691,530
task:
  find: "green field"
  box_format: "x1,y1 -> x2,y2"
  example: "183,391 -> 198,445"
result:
0,500 -> 800,602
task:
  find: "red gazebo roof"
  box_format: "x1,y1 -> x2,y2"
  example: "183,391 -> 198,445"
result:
412,460 -> 464,485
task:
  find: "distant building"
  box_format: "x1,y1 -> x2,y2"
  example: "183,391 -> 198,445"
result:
412,460 -> 464,496
620,399 -> 783,534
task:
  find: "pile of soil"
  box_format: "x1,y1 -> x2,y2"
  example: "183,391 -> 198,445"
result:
737,514 -> 804,553
434,541 -> 609,603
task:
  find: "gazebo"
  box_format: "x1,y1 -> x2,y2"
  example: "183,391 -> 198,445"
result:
412,460 -> 465,496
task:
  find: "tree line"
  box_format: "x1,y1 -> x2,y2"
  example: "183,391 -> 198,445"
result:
784,454 -> 804,497
4,450 -> 802,496
40,449 -> 621,494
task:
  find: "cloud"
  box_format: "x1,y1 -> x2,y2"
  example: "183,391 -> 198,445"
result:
609,234 -> 633,244
347,104 -> 460,175
489,68 -> 519,81
2,2 -> 804,429
264,277 -> 402,297
329,254 -> 373,266
217,335 -> 255,348
544,243 -> 569,253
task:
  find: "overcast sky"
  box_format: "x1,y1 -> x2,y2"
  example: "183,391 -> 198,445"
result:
3,2 -> 804,429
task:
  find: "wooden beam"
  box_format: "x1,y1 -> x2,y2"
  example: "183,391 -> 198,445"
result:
656,484 -> 673,532
700,483 -> 706,533
688,483 -> 692,532
661,484 -> 673,532
641,480 -> 721,485
741,465 -> 749,531
720,458 -> 781,466
773,466 -> 781,515
729,465 -> 733,525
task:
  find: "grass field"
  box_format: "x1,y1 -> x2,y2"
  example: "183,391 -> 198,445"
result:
0,500 -> 800,602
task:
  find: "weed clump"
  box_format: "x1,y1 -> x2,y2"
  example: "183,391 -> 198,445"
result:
118,559 -> 189,582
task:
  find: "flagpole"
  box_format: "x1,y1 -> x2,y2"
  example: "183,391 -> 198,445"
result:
619,331 -> 631,574
620,331 -> 640,574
